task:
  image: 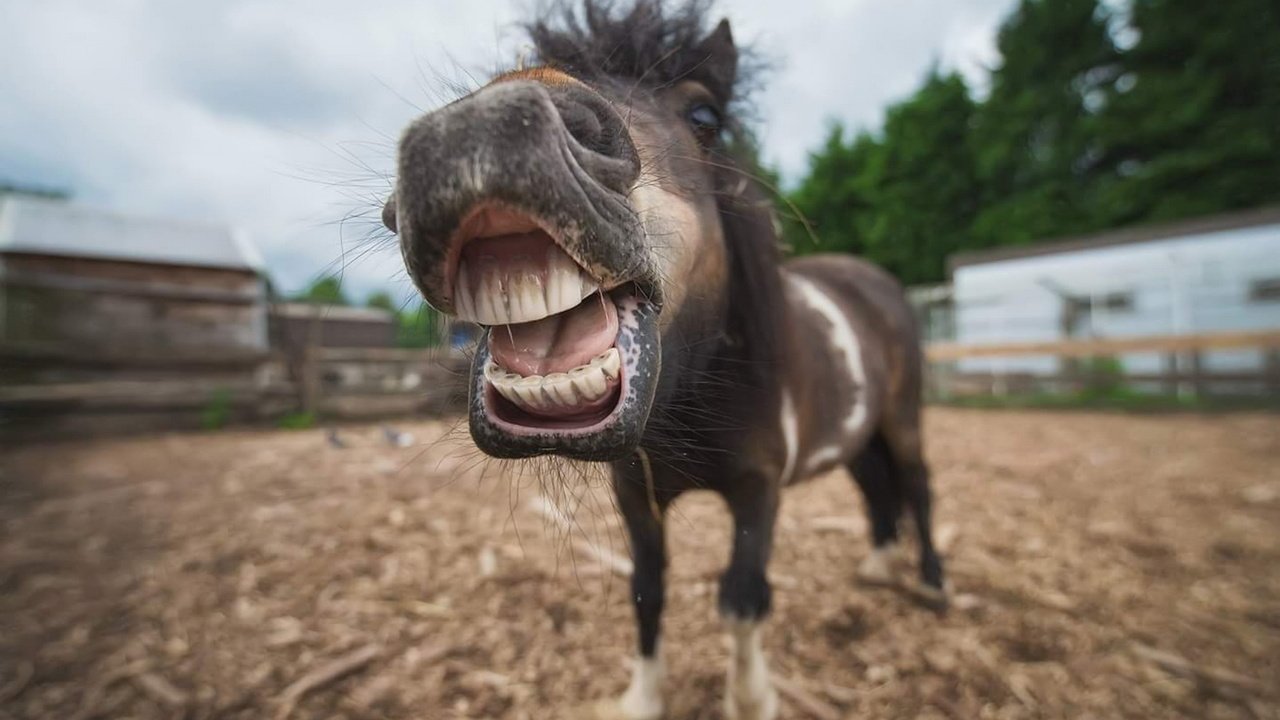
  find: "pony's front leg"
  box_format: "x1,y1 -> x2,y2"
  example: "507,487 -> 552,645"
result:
596,464 -> 668,720
719,477 -> 780,720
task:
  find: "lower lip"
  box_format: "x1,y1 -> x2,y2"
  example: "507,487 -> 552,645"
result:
476,299 -> 635,438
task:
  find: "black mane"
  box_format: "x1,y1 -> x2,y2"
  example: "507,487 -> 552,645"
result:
525,0 -> 757,113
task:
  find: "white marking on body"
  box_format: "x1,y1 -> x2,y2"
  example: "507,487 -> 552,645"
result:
779,389 -> 798,484
616,649 -> 665,720
723,620 -> 778,720
804,444 -> 843,473
788,274 -> 869,436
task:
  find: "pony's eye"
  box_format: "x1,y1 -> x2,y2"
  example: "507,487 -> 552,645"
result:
687,103 -> 722,143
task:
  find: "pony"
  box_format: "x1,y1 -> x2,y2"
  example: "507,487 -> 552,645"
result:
381,2 -> 946,717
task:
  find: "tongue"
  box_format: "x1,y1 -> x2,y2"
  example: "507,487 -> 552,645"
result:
489,292 -> 619,376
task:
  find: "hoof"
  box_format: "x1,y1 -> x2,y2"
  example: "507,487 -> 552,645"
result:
723,684 -> 778,720
856,545 -> 901,585
581,698 -> 662,720
588,653 -> 664,720
910,579 -> 951,613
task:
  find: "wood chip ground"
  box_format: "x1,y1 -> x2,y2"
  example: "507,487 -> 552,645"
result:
2,409 -> 1277,719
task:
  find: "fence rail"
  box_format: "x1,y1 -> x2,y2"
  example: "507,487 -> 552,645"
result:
0,345 -> 469,439
925,329 -> 1280,361
924,329 -> 1280,401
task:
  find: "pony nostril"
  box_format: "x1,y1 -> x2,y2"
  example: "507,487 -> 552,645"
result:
554,89 -> 634,165
552,89 -> 638,193
559,101 -> 606,154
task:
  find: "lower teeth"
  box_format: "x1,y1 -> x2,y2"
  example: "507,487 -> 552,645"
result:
485,348 -> 620,411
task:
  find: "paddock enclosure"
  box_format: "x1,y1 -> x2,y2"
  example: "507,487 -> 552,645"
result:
2,409 -> 1277,719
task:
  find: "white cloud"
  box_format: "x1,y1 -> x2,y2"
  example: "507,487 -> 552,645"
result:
0,0 -> 1016,302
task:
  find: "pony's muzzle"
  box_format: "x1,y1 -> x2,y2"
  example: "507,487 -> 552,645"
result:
388,79 -> 645,315
387,77 -> 663,460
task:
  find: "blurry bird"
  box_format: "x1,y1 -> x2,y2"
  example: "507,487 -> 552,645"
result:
326,428 -> 348,449
382,425 -> 415,448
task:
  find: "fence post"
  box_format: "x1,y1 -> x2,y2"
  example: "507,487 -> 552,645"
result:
300,310 -> 321,415
1265,349 -> 1280,400
1162,352 -> 1179,397
1190,350 -> 1207,399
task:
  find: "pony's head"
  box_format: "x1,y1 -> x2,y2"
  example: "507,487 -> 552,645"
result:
385,1 -> 772,461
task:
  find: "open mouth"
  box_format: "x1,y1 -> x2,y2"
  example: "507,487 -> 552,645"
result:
448,206 -> 660,461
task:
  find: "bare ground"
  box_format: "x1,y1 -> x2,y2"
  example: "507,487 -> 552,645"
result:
2,408 -> 1278,720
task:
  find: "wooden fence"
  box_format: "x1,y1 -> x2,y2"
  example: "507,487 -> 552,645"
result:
7,328 -> 1278,439
0,346 -> 470,441
924,329 -> 1280,401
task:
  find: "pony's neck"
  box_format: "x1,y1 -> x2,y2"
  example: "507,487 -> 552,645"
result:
716,175 -> 789,387
641,173 -> 789,456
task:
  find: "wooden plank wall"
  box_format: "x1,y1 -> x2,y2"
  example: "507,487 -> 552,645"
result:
0,348 -> 470,441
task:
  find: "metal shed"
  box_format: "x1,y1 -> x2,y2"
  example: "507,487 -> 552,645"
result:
946,206 -> 1280,393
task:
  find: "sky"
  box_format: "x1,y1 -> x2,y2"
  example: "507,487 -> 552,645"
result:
0,0 -> 1017,304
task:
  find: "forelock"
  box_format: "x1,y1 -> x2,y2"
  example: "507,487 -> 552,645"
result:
523,0 -> 755,107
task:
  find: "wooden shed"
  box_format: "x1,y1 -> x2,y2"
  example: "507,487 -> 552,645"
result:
1,192 -> 267,371
269,303 -> 396,350
0,191 -> 272,434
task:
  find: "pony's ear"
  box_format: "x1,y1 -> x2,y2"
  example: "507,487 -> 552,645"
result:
695,19 -> 737,105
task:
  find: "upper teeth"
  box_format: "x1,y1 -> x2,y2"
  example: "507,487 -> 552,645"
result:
485,349 -> 621,410
454,246 -> 598,325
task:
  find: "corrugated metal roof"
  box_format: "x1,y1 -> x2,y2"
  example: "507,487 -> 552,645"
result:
0,193 -> 263,271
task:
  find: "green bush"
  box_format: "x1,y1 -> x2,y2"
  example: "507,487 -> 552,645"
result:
200,388 -> 234,430
1078,356 -> 1126,400
277,411 -> 316,430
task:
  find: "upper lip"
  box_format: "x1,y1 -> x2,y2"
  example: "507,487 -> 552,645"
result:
441,203 -> 660,324
444,206 -> 602,326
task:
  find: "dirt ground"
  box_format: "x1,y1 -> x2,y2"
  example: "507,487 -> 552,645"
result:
2,408 -> 1278,720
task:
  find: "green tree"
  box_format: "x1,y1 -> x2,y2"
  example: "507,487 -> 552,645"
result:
786,72 -> 977,284
396,302 -> 445,348
362,290 -> 445,348
294,275 -> 350,305
970,0 -> 1121,248
1095,0 -> 1280,224
365,290 -> 396,312
785,123 -> 880,257
861,70 -> 979,284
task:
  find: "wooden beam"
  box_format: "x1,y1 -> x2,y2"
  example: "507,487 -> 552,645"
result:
925,330 -> 1280,361
0,343 -> 273,367
319,347 -> 466,363
1,270 -> 262,304
0,380 -> 291,407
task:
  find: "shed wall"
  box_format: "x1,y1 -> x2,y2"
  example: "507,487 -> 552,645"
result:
952,223 -> 1280,377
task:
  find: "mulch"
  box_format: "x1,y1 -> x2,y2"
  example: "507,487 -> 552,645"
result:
2,408 -> 1277,719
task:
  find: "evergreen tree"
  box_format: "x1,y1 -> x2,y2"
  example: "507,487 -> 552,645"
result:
294,275 -> 349,305
970,0 -> 1121,247
785,123 -> 879,257
862,70 -> 979,285
779,0 -> 1280,287
365,291 -> 396,312
396,303 -> 445,348
1096,0 -> 1280,224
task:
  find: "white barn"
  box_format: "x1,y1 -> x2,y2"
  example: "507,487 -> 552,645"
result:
948,207 -> 1280,389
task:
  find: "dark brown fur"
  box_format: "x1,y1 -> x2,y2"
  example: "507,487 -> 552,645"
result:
385,2 -> 944,715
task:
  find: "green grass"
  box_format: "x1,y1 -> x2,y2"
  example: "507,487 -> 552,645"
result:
276,411 -> 317,430
200,389 -> 234,430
